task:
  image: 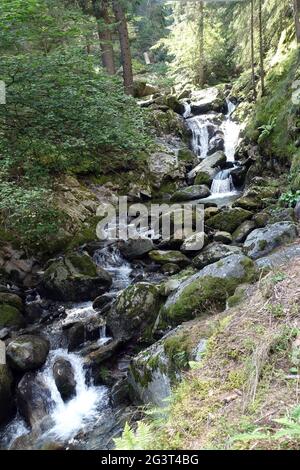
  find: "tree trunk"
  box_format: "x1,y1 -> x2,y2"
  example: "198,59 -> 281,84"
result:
251,0 -> 257,101
258,0 -> 265,95
199,0 -> 205,87
92,0 -> 116,75
294,0 -> 300,44
112,0 -> 134,95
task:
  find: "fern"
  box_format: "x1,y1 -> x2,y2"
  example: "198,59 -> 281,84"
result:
114,422 -> 155,450
258,117 -> 277,143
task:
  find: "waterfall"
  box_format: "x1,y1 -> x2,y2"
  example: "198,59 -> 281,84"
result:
186,116 -> 209,159
183,102 -> 191,118
41,349 -> 109,442
221,98 -> 241,163
93,245 -> 132,292
211,169 -> 234,194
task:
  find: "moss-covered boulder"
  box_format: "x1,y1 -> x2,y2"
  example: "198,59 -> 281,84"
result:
170,185 -> 210,202
177,148 -> 198,167
0,364 -> 14,425
39,252 -> 112,301
133,80 -> 158,98
6,335 -> 50,372
0,304 -> 25,329
232,195 -> 262,211
148,250 -> 191,267
106,283 -> 163,343
192,243 -> 242,270
232,220 -> 256,243
161,254 -> 257,325
213,231 -> 232,244
243,222 -> 298,260
206,207 -> 253,233
188,151 -> 226,185
0,293 -> 23,311
128,319 -> 216,406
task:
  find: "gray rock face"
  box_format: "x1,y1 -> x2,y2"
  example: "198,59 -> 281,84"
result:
39,253 -> 112,302
232,220 -> 256,243
188,151 -> 226,184
295,201 -> 300,221
243,222 -> 298,260
53,358 -> 76,401
106,282 -> 162,343
148,151 -> 185,189
7,335 -> 50,372
0,364 -> 14,425
17,372 -> 53,428
170,185 -> 210,202
66,322 -> 85,352
192,243 -> 242,269
189,87 -> 226,115
118,238 -> 154,260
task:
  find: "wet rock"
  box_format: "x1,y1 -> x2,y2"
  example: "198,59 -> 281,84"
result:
39,253 -> 112,302
0,364 -> 14,425
243,222 -> 298,260
161,263 -> 181,275
192,242 -> 241,269
118,238 -> 154,260
17,372 -> 53,428
230,165 -> 247,187
188,151 -> 226,185
162,254 -> 257,325
214,231 -> 232,244
92,293 -> 115,311
148,250 -> 191,267
208,134 -> 224,155
7,335 -> 50,371
170,185 -> 210,202
106,283 -> 162,343
190,87 -> 226,115
67,322 -> 85,352
53,358 -> 76,401
232,220 -> 256,243
206,207 -> 253,233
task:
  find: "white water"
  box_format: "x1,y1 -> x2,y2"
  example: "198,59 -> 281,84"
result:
221,99 -> 241,163
93,244 -> 132,292
210,169 -> 234,194
186,115 -> 209,159
41,349 -> 109,442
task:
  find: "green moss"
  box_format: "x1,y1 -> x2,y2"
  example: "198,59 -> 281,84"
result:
194,172 -> 211,186
66,253 -> 98,277
0,304 -> 25,328
258,239 -> 268,251
0,293 -> 23,311
164,334 -> 190,372
206,208 -> 253,233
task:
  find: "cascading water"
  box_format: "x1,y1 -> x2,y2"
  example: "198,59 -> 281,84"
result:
210,169 -> 234,194
186,115 -> 209,159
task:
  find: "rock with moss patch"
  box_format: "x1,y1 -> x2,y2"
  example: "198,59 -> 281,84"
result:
39,253 -> 112,301
177,148 -> 197,167
161,254 -> 257,325
188,151 -> 226,185
0,364 -> 14,425
0,293 -> 23,311
128,319 -> 214,406
6,335 -> 50,371
148,250 -> 191,267
170,185 -> 210,202
118,238 -> 154,260
106,283 -> 162,343
133,80 -> 158,98
243,222 -> 298,260
0,303 -> 25,329
214,231 -> 232,244
232,220 -> 256,243
192,243 -> 241,269
206,207 -> 253,233
181,233 -> 208,253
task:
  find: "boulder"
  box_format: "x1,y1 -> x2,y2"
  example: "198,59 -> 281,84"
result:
66,322 -> 85,352
177,148 -> 198,167
206,207 -> 253,233
205,206 -> 220,219
161,263 -> 181,275
148,250 -> 191,267
0,303 -> 25,329
53,358 -> 76,401
92,293 -> 115,312
118,238 -> 154,260
7,335 -> 50,372
180,233 -> 207,253
213,231 -> 232,244
232,220 -> 256,243
133,80 -> 158,98
129,318 -> 221,406
148,151 -> 186,189
106,282 -> 162,342
190,87 -> 226,115
170,185 -> 210,202
39,253 -> 112,302
165,95 -> 185,115
161,254 -> 257,325
192,242 -> 242,269
243,222 -> 298,260
0,364 -> 14,425
188,151 -> 227,185
0,293 -> 23,311
17,372 -> 53,428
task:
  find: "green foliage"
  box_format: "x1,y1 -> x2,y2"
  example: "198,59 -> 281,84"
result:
114,422 -> 155,451
258,117 -> 277,144
279,190 -> 300,207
